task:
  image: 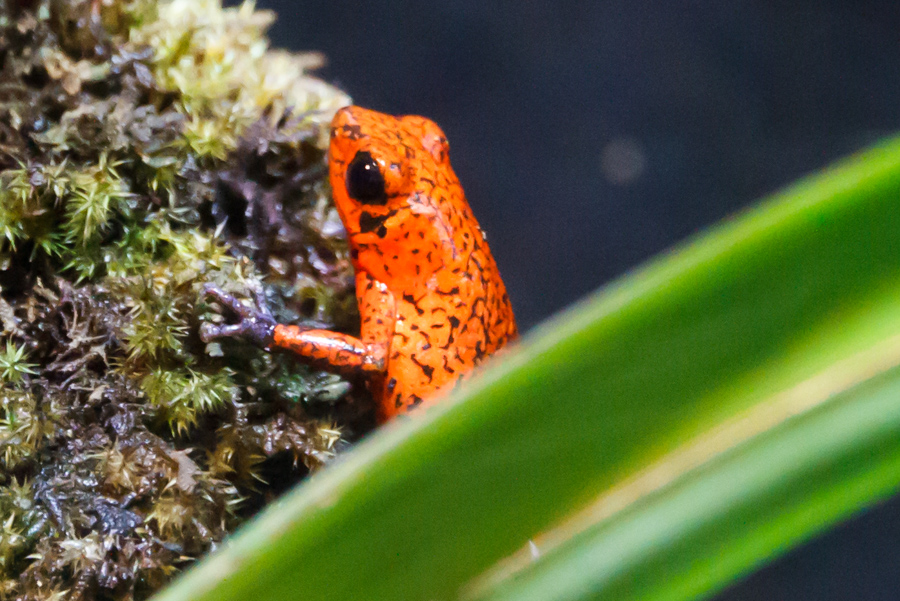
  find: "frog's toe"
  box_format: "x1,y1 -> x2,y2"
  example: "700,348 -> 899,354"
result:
200,322 -> 245,342
202,284 -> 251,317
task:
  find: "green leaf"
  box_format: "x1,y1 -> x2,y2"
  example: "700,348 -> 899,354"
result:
469,344 -> 900,601
153,135 -> 900,601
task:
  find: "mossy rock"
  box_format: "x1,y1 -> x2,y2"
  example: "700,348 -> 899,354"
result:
0,1 -> 363,599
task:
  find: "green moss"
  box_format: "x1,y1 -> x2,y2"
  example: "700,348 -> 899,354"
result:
0,342 -> 36,386
0,1 -> 362,599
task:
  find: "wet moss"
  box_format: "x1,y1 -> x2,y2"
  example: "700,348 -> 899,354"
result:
0,1 -> 366,599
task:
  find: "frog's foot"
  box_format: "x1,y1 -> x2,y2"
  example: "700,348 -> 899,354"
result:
200,284 -> 277,349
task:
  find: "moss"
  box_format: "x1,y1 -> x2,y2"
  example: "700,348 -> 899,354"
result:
0,1 -> 364,599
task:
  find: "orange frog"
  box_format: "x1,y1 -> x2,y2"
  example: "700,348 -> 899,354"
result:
202,106 -> 517,423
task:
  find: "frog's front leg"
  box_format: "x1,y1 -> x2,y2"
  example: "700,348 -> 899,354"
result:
201,271 -> 395,378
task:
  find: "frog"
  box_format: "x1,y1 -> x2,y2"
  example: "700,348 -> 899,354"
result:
201,105 -> 517,423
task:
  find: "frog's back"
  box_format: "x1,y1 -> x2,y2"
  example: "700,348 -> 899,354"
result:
384,159 -> 517,418
329,106 -> 516,421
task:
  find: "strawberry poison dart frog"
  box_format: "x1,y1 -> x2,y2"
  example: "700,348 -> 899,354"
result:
202,106 -> 517,423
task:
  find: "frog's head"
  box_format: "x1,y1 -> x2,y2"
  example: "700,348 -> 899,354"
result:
328,106 -> 455,267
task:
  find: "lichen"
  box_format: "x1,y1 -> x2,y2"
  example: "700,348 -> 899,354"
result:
0,1 -> 365,599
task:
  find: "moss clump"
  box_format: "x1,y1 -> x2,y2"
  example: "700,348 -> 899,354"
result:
0,1 -> 366,599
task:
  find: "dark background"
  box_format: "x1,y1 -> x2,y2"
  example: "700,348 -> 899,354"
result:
229,1 -> 900,598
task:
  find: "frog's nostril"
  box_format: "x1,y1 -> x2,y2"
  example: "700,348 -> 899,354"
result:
331,107 -> 366,141
333,105 -> 361,128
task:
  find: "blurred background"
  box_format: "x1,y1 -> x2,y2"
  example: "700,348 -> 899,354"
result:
228,1 -> 900,598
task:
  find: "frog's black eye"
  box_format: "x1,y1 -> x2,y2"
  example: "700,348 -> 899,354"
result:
346,151 -> 388,205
